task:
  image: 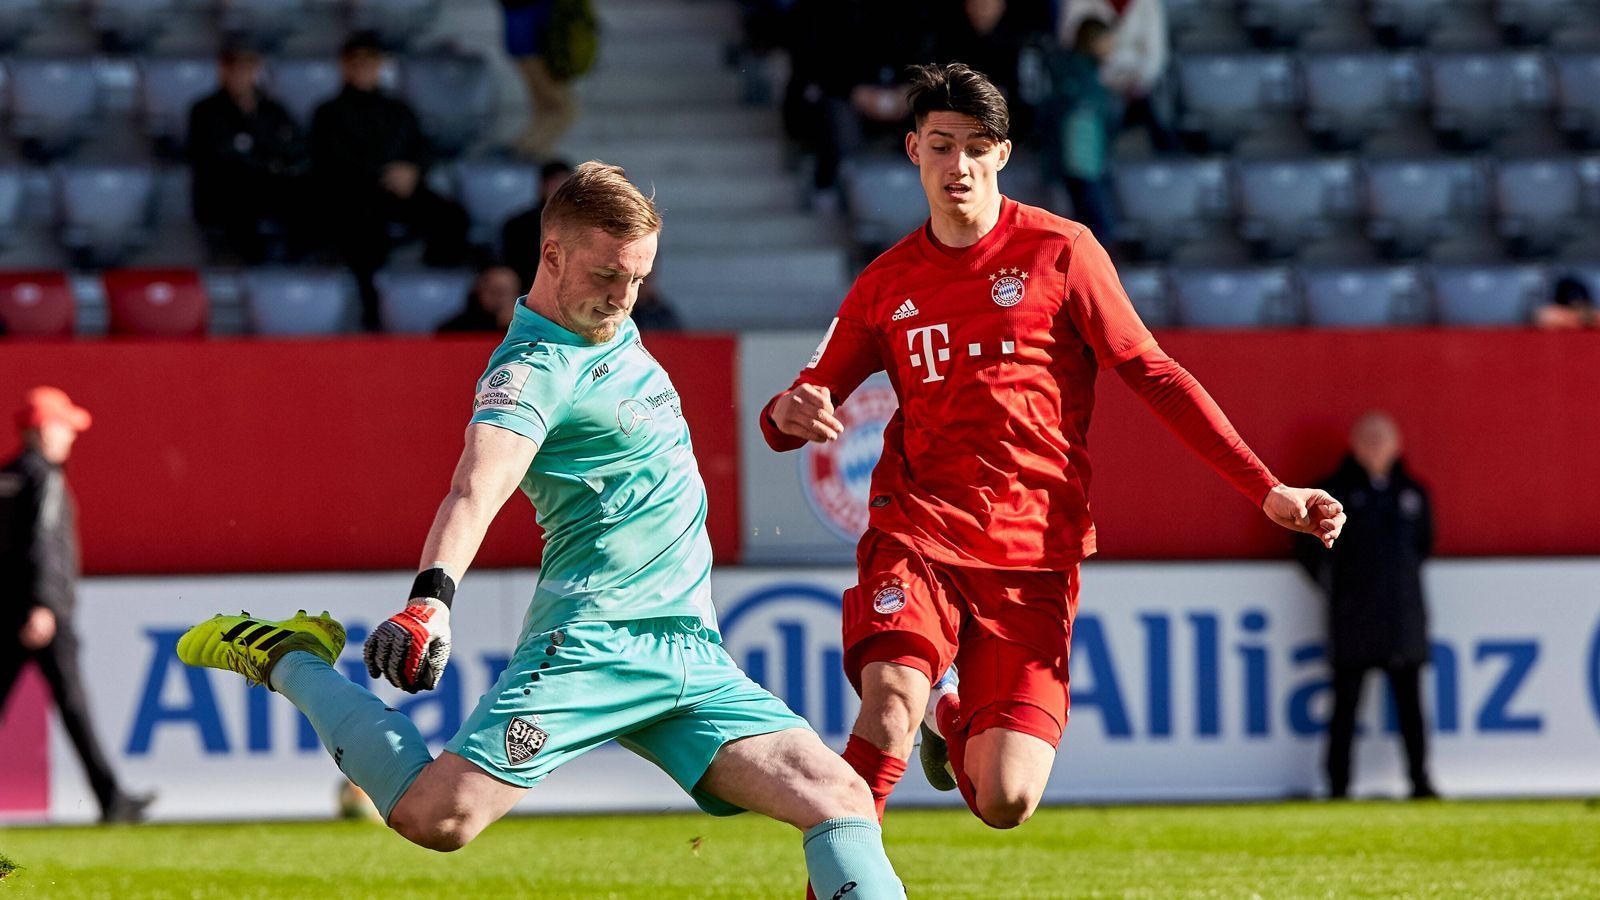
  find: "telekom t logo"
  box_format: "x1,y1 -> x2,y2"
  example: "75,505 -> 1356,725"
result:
906,323 -> 950,383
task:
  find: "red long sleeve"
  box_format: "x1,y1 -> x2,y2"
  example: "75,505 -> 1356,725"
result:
1115,345 -> 1280,506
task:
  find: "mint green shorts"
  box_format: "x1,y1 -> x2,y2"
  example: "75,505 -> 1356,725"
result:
445,616 -> 811,816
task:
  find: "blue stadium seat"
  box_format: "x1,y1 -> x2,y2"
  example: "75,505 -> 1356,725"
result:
1368,0 -> 1447,45
55,164 -> 157,267
0,167 -> 24,247
1111,158 -> 1231,260
842,157 -> 928,253
347,0 -> 442,49
217,0 -> 311,49
242,268 -> 357,335
0,0 -> 44,52
1429,265 -> 1543,325
375,268 -> 473,334
1118,267 -> 1175,329
1427,52 -> 1551,150
139,57 -> 218,155
264,58 -> 343,128
1238,0 -> 1326,45
1169,267 -> 1299,327
1494,0 -> 1584,43
399,54 -> 494,158
1553,52 -> 1600,149
7,57 -> 100,160
1494,157 -> 1583,256
87,0 -> 177,51
1176,54 -> 1298,150
1300,266 -> 1429,326
1235,158 -> 1360,257
1365,157 -> 1490,258
1301,53 -> 1425,150
452,161 -> 540,250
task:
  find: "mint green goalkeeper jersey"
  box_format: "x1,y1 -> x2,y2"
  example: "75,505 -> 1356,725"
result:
470,303 -> 717,637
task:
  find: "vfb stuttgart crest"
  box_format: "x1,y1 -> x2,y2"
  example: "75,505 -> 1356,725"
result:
505,717 -> 549,766
989,267 -> 1028,307
799,383 -> 899,542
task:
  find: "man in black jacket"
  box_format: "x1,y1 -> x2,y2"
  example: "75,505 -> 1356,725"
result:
1297,411 -> 1438,800
0,387 -> 152,823
311,32 -> 471,330
187,42 -> 312,263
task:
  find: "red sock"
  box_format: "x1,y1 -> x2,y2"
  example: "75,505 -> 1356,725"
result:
842,733 -> 908,822
937,693 -> 982,819
804,735 -> 908,900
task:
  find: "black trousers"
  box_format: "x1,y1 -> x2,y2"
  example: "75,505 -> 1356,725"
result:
1326,661 -> 1433,798
326,186 -> 472,330
0,628 -> 124,813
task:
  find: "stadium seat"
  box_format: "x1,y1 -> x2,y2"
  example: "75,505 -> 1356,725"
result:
102,268 -> 208,337
7,57 -> 100,160
1368,0 -> 1447,44
0,167 -> 23,247
1300,266 -> 1429,326
1239,0 -> 1366,46
1169,267 -> 1300,327
1118,267 -> 1175,329
399,54 -> 494,158
264,58 -> 343,128
375,268 -> 473,334
452,161 -> 540,250
1176,54 -> 1298,150
1300,53 -> 1425,150
1552,52 -> 1600,149
1494,157 -> 1583,256
241,268 -> 357,335
87,0 -> 177,51
1365,157 -> 1490,258
139,57 -> 219,155
0,270 -> 74,338
347,0 -> 442,49
55,164 -> 157,268
1427,53 -> 1551,150
1494,0 -> 1583,43
1430,265 -> 1544,325
1235,158 -> 1360,258
1111,158 -> 1231,261
842,157 -> 928,254
216,0 -> 311,49
0,0 -> 44,52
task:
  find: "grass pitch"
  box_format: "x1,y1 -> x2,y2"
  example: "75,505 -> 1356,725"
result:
2,800 -> 1596,898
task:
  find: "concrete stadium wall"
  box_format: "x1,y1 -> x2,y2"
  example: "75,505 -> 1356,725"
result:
7,560 -> 1597,823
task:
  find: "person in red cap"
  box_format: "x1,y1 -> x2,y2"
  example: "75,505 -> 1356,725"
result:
0,386 -> 153,823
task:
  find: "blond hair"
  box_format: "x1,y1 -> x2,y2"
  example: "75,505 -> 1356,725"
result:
540,160 -> 660,242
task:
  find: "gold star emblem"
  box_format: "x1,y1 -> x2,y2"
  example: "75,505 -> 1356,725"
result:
1019,271 -> 1029,280
988,272 -> 998,281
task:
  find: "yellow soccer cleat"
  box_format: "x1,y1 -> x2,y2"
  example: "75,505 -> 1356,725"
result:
177,610 -> 345,688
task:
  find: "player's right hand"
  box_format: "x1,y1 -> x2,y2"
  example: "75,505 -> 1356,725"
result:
364,599 -> 452,693
772,383 -> 844,443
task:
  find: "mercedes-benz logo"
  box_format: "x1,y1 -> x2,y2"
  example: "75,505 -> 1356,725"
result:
616,399 -> 652,436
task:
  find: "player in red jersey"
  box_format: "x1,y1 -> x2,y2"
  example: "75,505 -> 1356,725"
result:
761,64 -> 1346,840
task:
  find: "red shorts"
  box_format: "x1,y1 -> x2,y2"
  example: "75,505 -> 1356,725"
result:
841,528 -> 1081,747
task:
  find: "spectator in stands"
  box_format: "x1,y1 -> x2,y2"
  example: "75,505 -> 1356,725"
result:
438,264 -> 522,334
1047,18 -> 1120,243
933,0 -> 1050,106
312,32 -> 472,331
782,0 -> 936,208
631,266 -> 681,332
1057,0 -> 1178,153
1532,275 -> 1597,330
500,0 -> 594,161
187,41 -> 312,264
501,159 -> 574,288
1,388 -> 153,824
1296,411 -> 1437,801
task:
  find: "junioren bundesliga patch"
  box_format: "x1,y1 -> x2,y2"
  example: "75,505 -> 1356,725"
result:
475,363 -> 533,411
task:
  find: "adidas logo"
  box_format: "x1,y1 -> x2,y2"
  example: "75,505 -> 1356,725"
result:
891,299 -> 919,321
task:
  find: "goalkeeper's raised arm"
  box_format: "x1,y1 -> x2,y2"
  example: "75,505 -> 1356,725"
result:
365,423 -> 538,693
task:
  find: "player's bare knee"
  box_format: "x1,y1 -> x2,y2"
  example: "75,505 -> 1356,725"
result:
392,809 -> 482,852
975,785 -> 1042,830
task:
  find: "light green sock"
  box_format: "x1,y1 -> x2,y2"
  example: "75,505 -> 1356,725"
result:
802,817 -> 904,899
270,651 -> 432,820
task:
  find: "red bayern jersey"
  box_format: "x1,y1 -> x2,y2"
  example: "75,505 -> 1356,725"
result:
763,197 -> 1166,571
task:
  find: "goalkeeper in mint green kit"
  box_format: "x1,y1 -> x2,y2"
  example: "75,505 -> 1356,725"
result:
178,161 -> 903,898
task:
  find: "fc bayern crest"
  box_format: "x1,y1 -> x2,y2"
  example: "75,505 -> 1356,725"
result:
799,383 -> 900,542
872,581 -> 907,614
989,267 -> 1028,307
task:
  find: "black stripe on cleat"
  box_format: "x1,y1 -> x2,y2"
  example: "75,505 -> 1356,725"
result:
221,620 -> 260,642
255,629 -> 293,652
240,624 -> 276,646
